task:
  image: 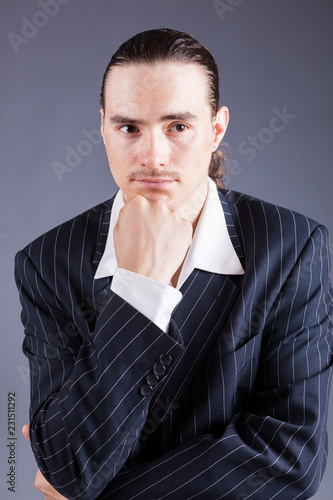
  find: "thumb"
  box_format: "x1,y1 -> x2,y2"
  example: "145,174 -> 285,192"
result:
22,424 -> 30,442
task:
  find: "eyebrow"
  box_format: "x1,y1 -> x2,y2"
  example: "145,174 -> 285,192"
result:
109,112 -> 198,125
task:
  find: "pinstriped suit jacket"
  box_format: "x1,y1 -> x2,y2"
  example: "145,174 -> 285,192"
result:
15,188 -> 333,499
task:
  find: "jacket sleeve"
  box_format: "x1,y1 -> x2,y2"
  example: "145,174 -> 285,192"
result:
94,224 -> 333,500
15,248 -> 185,500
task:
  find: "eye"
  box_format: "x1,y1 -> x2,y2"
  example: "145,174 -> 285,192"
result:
169,123 -> 188,133
119,124 -> 139,134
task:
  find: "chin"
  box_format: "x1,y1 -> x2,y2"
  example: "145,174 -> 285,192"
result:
140,189 -> 172,202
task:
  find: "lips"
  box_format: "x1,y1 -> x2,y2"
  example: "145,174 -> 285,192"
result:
135,179 -> 175,188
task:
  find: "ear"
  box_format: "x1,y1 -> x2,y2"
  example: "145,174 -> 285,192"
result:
212,106 -> 229,150
100,108 -> 105,139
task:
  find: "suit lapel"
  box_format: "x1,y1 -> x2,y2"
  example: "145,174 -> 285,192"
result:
92,197 -> 115,269
171,188 -> 244,348
150,270 -> 240,409
217,189 -> 245,268
90,197 -> 115,315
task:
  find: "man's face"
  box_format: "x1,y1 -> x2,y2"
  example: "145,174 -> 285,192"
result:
101,62 -> 228,218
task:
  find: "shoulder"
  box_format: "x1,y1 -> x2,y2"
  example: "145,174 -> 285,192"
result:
219,187 -> 321,233
15,197 -> 115,273
218,188 -> 329,260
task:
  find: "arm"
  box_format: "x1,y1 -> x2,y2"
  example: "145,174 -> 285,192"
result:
15,195 -> 192,500
95,224 -> 333,499
15,249 -> 185,500
22,425 -> 68,500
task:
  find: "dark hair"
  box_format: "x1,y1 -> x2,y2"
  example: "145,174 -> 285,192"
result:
100,28 -> 226,188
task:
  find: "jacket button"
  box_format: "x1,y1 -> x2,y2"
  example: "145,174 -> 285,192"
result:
159,354 -> 173,366
146,373 -> 159,387
140,384 -> 153,396
153,362 -> 166,377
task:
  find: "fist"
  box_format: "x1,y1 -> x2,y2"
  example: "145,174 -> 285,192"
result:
114,195 -> 193,285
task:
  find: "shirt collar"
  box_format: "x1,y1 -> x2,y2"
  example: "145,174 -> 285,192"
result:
94,178 -> 244,284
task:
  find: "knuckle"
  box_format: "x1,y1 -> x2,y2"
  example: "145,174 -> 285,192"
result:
125,195 -> 143,209
182,218 -> 192,230
132,195 -> 149,213
154,199 -> 166,210
134,194 -> 146,205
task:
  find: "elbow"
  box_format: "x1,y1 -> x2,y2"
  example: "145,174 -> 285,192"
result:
281,436 -> 329,498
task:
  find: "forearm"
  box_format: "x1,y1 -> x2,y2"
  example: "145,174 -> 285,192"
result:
27,292 -> 184,499
97,369 -> 332,500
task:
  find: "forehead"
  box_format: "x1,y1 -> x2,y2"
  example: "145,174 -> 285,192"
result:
103,62 -> 211,116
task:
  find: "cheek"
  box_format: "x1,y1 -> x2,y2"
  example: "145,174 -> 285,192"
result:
171,140 -> 198,165
110,139 -> 138,163
106,141 -> 129,168
182,129 -> 212,157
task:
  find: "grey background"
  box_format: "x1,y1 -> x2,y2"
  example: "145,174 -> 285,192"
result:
1,0 -> 332,498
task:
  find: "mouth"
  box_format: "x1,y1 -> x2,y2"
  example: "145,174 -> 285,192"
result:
134,179 -> 176,189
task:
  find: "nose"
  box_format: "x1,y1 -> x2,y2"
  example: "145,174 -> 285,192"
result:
138,130 -> 169,169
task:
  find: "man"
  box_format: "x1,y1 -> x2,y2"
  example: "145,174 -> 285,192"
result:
16,28 -> 333,499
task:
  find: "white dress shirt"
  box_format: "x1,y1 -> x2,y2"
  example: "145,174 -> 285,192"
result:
94,178 -> 244,332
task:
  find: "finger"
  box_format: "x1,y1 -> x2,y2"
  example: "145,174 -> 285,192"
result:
22,424 -> 30,442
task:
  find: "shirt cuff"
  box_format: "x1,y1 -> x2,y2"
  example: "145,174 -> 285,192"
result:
110,267 -> 183,333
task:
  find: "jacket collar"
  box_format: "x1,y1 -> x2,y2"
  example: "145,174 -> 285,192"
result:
92,195 -> 115,269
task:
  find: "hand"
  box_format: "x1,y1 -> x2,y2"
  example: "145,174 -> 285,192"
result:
22,425 -> 68,500
114,195 -> 193,285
